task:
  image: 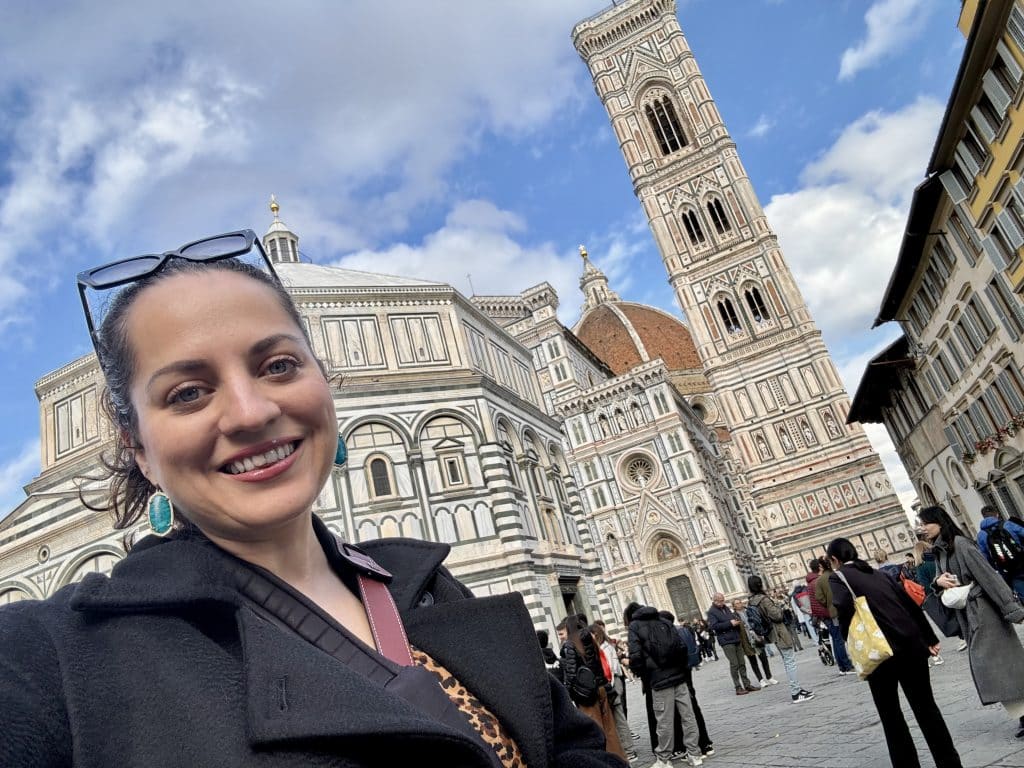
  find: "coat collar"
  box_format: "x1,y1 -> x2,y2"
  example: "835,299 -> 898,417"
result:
69,515 -> 451,614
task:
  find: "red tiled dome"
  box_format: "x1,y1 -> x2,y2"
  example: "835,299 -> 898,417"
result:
574,302 -> 702,376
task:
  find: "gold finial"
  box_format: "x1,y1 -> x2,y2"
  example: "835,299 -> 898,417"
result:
579,244 -> 588,260
269,194 -> 280,219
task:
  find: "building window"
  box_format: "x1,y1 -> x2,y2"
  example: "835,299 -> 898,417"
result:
717,298 -> 741,333
744,288 -> 770,323
645,96 -> 688,156
583,461 -> 598,482
985,275 -> 1024,339
553,361 -> 569,382
682,210 -> 706,246
368,457 -> 393,498
441,455 -> 465,487
676,457 -> 694,481
653,391 -> 670,415
668,431 -> 685,452
623,455 -> 656,488
590,487 -> 609,509
706,198 -> 732,235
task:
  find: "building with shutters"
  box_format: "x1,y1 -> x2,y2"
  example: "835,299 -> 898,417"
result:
849,0 -> 1024,528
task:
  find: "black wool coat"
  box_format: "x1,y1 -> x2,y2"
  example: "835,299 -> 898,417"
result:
627,607 -> 688,691
0,520 -> 624,768
828,564 -> 937,660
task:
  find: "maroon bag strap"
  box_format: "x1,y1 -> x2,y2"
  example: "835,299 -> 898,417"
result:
357,572 -> 414,667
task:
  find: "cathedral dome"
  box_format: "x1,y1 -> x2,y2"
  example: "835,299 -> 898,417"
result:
574,301 -> 701,376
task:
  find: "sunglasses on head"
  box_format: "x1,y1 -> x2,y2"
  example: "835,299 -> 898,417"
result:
77,228 -> 278,341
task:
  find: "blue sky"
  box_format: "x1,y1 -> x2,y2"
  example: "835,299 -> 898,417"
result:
0,0 -> 965,515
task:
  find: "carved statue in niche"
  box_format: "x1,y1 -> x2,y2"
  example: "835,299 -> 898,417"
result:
700,516 -> 714,538
822,409 -> 840,438
800,420 -> 816,445
756,434 -> 771,460
779,428 -> 794,453
599,416 -> 610,437
655,538 -> 682,562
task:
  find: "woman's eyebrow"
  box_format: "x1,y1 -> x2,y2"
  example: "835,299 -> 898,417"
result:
147,359 -> 208,391
250,333 -> 303,355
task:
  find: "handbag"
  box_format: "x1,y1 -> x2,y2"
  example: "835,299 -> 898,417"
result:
832,570 -> 894,679
922,593 -> 961,638
940,583 -> 973,610
900,576 -> 926,606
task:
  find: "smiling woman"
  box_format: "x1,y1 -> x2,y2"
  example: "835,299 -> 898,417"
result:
0,231 -> 626,768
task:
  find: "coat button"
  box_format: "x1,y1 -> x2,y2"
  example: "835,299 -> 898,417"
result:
418,591 -> 434,607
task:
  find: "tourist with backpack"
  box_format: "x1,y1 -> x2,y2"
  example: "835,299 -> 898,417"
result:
706,593 -> 759,696
920,505 -> 1024,740
556,616 -> 627,760
747,576 -> 815,704
627,604 -> 704,767
733,598 -> 778,687
977,505 -> 1024,601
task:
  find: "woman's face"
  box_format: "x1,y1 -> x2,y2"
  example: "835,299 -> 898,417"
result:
125,270 -> 337,542
917,519 -> 941,542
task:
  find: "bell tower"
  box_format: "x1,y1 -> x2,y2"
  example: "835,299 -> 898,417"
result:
572,0 -> 911,577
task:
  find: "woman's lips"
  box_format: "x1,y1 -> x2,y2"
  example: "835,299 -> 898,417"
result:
223,440 -> 302,483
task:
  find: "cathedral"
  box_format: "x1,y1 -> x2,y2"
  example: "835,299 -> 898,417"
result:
0,0 -> 911,633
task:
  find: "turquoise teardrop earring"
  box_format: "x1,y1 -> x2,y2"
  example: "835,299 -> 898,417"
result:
334,434 -> 348,466
147,490 -> 174,536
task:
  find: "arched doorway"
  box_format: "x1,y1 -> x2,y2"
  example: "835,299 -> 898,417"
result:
666,574 -> 699,623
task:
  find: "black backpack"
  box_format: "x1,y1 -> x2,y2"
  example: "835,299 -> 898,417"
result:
986,522 -> 1024,575
746,603 -> 772,642
646,618 -> 686,667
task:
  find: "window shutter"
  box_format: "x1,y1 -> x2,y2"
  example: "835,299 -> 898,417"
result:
982,70 -> 1012,115
984,283 -> 1020,340
1011,6 -> 1024,51
998,41 -> 1024,84
983,387 -> 1010,425
998,208 -> 1024,248
998,370 -> 1024,412
940,169 -> 969,204
971,106 -> 996,142
982,235 -> 1009,269
957,414 -> 977,444
969,400 -> 993,435
956,142 -> 982,176
943,426 -> 964,461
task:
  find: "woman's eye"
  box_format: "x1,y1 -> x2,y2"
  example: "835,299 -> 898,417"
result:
266,358 -> 298,376
169,386 -> 203,405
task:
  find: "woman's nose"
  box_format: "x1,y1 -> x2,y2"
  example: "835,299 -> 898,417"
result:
218,378 -> 281,434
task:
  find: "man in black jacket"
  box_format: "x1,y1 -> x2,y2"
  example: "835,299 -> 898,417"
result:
706,592 -> 758,695
628,606 -> 703,767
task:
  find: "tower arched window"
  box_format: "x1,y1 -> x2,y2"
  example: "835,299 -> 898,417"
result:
717,299 -> 741,333
706,198 -> 732,235
644,97 -> 688,156
744,287 -> 770,323
682,210 -> 706,246
368,457 -> 393,498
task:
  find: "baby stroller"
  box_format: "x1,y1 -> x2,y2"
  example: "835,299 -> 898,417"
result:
815,621 -> 835,666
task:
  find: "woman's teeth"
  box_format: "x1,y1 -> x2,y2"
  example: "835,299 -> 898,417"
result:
224,442 -> 296,475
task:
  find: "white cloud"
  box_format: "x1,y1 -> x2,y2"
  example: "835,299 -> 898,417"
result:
839,0 -> 932,81
0,439 -> 39,521
330,200 -> 649,327
747,114 -> 775,138
0,0 -> 597,325
766,96 -> 943,340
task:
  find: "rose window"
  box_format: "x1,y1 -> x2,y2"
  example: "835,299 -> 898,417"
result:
625,456 -> 655,488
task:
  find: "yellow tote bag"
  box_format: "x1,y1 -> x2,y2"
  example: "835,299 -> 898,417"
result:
832,570 -> 894,679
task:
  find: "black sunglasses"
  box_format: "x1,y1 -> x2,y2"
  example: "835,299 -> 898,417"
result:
77,229 -> 278,341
